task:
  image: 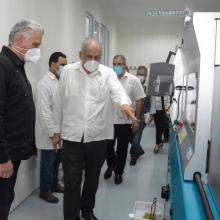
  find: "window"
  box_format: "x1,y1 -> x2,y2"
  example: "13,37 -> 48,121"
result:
100,24 -> 105,64
84,14 -> 110,65
94,20 -> 99,41
105,30 -> 110,66
85,12 -> 93,38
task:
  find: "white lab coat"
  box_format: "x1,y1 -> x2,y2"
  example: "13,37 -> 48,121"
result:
35,71 -> 58,149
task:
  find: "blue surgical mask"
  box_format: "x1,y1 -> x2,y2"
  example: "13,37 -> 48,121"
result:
113,66 -> 124,76
56,66 -> 64,77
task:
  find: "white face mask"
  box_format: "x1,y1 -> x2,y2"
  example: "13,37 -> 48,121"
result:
24,48 -> 41,63
12,46 -> 40,63
83,60 -> 99,73
137,75 -> 145,83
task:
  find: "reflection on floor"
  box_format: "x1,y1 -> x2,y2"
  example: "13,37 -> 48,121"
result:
8,124 -> 168,220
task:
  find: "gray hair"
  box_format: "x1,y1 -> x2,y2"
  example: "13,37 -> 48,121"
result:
113,54 -> 126,65
9,19 -> 44,45
80,38 -> 101,54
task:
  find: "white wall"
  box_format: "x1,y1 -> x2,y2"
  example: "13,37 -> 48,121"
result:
0,0 -> 118,210
0,0 -> 185,210
118,17 -> 183,73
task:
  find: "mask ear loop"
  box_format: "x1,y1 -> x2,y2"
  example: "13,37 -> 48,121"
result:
11,46 -> 25,56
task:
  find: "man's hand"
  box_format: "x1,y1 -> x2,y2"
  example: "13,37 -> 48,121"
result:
52,133 -> 61,153
0,160 -> 13,178
148,114 -> 154,124
120,104 -> 139,121
131,120 -> 140,132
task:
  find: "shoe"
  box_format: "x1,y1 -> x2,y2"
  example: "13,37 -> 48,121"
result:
139,148 -> 145,156
130,150 -> 145,166
82,213 -> 98,220
153,143 -> 163,154
115,174 -> 122,185
39,191 -> 59,203
104,167 -> 113,179
130,155 -> 138,166
52,184 -> 64,193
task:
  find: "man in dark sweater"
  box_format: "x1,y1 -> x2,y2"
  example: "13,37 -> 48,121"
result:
0,19 -> 44,220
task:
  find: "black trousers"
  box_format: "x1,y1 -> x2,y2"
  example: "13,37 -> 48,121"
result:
62,139 -> 107,220
106,124 -> 132,175
0,160 -> 21,220
153,110 -> 169,144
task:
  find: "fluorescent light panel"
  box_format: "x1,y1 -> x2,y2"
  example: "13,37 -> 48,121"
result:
145,10 -> 189,16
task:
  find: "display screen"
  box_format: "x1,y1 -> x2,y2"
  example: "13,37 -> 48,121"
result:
147,62 -> 175,96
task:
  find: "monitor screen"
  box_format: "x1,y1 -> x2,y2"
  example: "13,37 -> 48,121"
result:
147,62 -> 175,96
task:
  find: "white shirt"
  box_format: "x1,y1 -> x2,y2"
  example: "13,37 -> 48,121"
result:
113,72 -> 146,124
35,71 -> 58,149
53,62 -> 130,143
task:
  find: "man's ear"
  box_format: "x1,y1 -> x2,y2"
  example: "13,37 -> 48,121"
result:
14,33 -> 25,47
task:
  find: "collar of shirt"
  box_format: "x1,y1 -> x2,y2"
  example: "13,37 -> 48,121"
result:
1,46 -> 25,68
79,61 -> 101,77
48,71 -> 58,80
119,71 -> 129,81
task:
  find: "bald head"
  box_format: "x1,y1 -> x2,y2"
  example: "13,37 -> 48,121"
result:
81,38 -> 102,54
79,38 -> 102,73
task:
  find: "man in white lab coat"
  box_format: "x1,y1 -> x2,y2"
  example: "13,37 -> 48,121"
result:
52,39 -> 137,220
35,52 -> 67,203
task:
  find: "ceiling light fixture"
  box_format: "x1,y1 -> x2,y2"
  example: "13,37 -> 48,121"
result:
145,10 -> 191,17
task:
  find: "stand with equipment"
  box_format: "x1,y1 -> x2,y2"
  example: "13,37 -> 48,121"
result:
167,12 -> 220,220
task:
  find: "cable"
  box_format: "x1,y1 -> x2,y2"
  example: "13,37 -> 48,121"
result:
176,90 -> 182,121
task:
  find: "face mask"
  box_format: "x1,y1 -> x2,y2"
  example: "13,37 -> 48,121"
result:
113,66 -> 124,76
137,75 -> 145,83
24,48 -> 41,63
56,66 -> 64,77
12,45 -> 40,63
83,60 -> 99,73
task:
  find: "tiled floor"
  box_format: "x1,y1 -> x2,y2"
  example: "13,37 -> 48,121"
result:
9,124 -> 168,220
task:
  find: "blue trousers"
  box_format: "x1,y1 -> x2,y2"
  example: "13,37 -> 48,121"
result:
130,122 -> 146,155
40,149 -> 61,192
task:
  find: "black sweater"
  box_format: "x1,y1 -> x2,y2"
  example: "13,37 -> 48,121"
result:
0,46 -> 36,163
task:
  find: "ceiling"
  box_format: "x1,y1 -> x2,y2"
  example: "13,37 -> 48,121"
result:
99,0 -> 220,19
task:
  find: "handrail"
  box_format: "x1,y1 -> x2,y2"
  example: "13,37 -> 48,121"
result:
194,172 -> 214,220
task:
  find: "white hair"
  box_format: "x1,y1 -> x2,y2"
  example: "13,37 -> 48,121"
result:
8,19 -> 44,45
80,38 -> 101,53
